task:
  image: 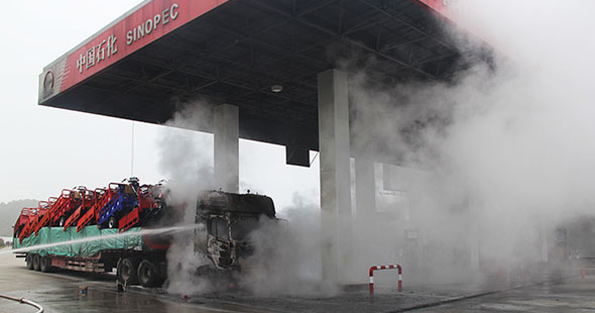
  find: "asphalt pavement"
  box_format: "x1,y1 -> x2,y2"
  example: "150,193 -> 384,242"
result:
1,248 -> 593,313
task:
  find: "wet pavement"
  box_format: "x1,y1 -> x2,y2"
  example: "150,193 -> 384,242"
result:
413,280 -> 595,312
0,249 -> 256,313
1,248 -> 594,312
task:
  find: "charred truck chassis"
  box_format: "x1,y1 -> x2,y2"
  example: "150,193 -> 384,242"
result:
196,191 -> 276,270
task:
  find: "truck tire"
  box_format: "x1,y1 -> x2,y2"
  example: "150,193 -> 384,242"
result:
137,260 -> 161,287
26,254 -> 34,270
40,256 -> 51,272
117,258 -> 139,285
108,217 -> 118,229
32,254 -> 41,271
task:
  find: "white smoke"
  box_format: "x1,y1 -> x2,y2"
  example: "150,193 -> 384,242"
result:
154,99 -> 330,296
158,0 -> 595,294
240,193 -> 339,296
344,0 -> 595,284
156,100 -> 217,294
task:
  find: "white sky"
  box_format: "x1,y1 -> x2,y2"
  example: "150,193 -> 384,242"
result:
0,1 -> 320,211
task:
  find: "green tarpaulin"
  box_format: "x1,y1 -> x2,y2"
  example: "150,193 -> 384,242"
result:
13,226 -> 142,258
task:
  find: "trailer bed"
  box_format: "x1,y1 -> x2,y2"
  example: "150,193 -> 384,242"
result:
13,226 -> 143,258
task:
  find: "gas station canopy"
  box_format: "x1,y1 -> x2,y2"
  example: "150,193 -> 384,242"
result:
39,0 -> 467,158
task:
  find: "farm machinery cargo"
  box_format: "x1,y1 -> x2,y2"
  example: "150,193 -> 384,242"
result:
12,178 -> 277,287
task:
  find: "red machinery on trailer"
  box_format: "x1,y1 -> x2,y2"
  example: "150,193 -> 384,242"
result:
17,202 -> 49,243
62,188 -> 96,231
30,188 -> 83,236
118,183 -> 164,232
76,187 -> 114,232
74,180 -> 165,232
12,178 -> 171,287
13,208 -> 35,240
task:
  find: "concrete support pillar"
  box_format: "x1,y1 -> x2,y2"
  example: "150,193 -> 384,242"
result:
214,104 -> 239,193
382,163 -> 393,191
355,157 -> 376,218
318,69 -> 352,283
540,222 -> 549,263
470,223 -> 480,273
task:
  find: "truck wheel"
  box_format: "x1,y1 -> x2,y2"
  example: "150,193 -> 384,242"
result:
26,254 -> 34,270
108,217 -> 118,229
40,256 -> 52,272
137,260 -> 161,287
59,216 -> 66,227
117,258 -> 138,285
32,254 -> 41,271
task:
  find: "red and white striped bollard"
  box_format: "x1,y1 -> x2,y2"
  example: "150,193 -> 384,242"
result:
369,264 -> 402,295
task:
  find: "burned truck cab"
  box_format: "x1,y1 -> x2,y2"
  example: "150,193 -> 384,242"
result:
195,191 -> 276,270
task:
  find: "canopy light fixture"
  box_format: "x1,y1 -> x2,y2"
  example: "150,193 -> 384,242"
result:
271,85 -> 283,93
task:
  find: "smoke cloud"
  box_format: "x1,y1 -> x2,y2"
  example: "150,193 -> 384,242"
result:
158,0 -> 595,295
240,193 -> 339,296
155,99 -> 329,296
344,0 -> 595,285
156,100 -> 217,294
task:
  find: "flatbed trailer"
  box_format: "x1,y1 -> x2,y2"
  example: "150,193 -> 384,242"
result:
12,183 -> 277,288
12,226 -> 169,287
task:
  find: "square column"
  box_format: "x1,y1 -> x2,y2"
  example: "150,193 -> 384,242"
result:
470,222 -> 480,273
540,221 -> 549,263
318,69 -> 352,283
214,104 -> 239,193
355,157 -> 376,218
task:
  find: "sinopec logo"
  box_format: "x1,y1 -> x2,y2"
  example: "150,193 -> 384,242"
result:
43,71 -> 54,98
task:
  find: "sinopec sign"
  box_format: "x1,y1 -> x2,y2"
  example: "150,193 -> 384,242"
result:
39,0 -> 227,103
